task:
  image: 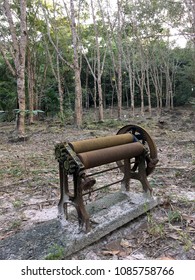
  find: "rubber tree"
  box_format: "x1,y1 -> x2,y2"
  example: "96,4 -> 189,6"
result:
1,0 -> 27,136
90,0 -> 104,121
43,0 -> 83,126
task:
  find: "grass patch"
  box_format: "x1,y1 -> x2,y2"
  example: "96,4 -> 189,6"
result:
0,166 -> 25,179
45,244 -> 64,260
9,219 -> 22,230
83,118 -> 127,130
147,212 -> 165,237
180,232 -> 193,251
13,200 -> 23,208
168,210 -> 182,223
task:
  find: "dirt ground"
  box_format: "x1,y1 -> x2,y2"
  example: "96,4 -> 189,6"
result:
0,107 -> 195,260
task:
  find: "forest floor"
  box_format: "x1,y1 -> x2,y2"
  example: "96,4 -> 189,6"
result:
0,106 -> 195,260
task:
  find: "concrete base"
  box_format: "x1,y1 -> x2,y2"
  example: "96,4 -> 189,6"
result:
0,191 -> 159,260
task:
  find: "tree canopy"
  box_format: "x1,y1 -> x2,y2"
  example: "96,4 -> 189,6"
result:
0,0 -> 194,132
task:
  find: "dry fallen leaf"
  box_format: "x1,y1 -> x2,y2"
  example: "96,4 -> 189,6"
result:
120,238 -> 131,248
105,240 -> 122,251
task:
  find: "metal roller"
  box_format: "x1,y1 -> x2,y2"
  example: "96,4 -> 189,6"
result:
55,124 -> 158,232
69,133 -> 134,153
77,142 -> 144,169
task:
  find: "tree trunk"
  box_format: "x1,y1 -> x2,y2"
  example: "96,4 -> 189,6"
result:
159,71 -> 163,112
97,77 -> 104,121
85,65 -> 89,109
140,82 -> 145,116
129,68 -> 135,117
117,0 -> 122,120
93,74 -> 97,121
4,0 -> 27,137
122,43 -> 135,117
145,61 -> 152,116
56,53 -> 64,118
135,70 -> 145,117
70,0 -> 82,127
27,50 -> 34,124
74,67 -> 82,126
165,64 -> 171,109
91,0 -> 104,122
117,55 -> 122,120
17,68 -> 26,135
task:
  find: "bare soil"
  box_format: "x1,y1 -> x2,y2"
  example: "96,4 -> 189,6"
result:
0,107 -> 194,260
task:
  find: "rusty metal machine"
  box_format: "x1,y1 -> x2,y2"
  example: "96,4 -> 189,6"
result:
55,124 -> 158,232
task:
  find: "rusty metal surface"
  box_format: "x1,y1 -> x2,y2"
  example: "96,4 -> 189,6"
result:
69,133 -> 134,153
55,124 -> 158,232
77,142 -> 144,169
55,143 -> 85,175
117,124 -> 158,175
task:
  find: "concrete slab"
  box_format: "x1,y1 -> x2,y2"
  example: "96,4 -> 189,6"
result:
0,191 -> 159,260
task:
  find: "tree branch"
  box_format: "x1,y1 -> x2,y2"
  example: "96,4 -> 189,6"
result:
0,42 -> 16,76
3,0 -> 19,68
42,4 -> 74,70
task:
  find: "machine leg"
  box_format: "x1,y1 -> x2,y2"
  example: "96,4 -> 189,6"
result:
58,164 -> 70,219
73,173 -> 91,232
138,155 -> 153,195
121,158 -> 131,191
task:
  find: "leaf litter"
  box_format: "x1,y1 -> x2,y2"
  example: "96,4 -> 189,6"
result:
0,108 -> 194,259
